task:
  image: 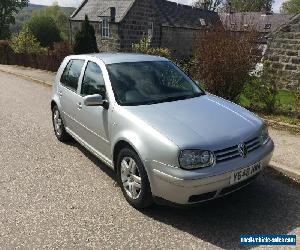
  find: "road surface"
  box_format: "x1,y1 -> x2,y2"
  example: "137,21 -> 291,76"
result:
0,71 -> 299,249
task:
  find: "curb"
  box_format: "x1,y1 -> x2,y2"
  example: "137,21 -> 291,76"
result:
265,118 -> 300,131
269,162 -> 300,183
0,67 -> 53,87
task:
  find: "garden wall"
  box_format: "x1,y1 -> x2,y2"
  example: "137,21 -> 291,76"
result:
265,14 -> 300,92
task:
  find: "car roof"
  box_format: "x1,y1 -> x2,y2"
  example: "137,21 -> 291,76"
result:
67,53 -> 170,65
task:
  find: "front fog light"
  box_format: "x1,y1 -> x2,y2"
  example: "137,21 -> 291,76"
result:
179,150 -> 215,170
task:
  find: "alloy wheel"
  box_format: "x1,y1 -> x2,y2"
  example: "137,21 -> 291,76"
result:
120,157 -> 142,199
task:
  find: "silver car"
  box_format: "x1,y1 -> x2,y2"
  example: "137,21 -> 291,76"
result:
51,53 -> 274,208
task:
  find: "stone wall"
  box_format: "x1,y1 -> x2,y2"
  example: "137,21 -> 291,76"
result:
161,26 -> 204,59
97,23 -> 120,52
70,21 -> 121,52
265,14 -> 300,92
118,0 -> 162,51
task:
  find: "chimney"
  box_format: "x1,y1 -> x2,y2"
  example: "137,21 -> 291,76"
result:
110,7 -> 116,22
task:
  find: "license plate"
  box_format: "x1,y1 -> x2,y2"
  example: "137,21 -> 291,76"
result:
230,162 -> 262,185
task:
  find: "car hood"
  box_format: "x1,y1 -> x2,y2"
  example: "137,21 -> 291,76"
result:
124,94 -> 263,150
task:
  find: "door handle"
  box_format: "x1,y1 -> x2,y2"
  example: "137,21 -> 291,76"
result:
77,102 -> 82,110
58,91 -> 63,97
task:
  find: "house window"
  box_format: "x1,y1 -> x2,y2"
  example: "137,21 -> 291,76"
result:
148,21 -> 154,38
102,18 -> 110,38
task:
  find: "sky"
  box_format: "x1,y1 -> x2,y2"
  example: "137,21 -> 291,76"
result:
30,0 -> 285,13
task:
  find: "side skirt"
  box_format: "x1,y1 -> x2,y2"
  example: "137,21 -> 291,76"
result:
66,127 -> 114,170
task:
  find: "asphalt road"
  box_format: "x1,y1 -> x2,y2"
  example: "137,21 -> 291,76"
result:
0,71 -> 299,249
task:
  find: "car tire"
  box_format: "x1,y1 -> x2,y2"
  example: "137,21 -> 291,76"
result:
52,105 -> 71,142
117,148 -> 153,209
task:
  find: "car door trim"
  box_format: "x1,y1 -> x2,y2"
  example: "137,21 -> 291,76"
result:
62,111 -> 110,143
65,127 -> 114,169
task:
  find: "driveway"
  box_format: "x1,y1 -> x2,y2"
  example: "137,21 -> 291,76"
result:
0,71 -> 299,249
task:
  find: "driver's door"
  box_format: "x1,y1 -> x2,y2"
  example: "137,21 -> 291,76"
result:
76,61 -> 111,159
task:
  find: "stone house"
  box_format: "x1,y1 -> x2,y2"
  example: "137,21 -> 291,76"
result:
69,0 -> 220,59
264,14 -> 300,92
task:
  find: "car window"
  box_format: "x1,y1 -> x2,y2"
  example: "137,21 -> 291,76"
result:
60,59 -> 85,92
107,61 -> 203,106
81,61 -> 106,98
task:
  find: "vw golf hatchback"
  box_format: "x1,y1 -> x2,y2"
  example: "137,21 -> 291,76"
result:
51,53 -> 274,208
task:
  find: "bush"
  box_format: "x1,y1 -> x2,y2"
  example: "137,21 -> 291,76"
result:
10,26 -> 44,54
132,36 -> 172,59
242,76 -> 280,113
190,28 -> 259,102
73,15 -> 99,54
26,15 -> 62,47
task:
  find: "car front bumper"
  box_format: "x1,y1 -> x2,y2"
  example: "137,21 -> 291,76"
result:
146,139 -> 274,205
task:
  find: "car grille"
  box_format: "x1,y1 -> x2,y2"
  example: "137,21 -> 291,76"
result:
214,137 -> 261,163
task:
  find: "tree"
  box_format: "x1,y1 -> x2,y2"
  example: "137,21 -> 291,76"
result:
26,15 -> 62,47
33,4 -> 70,41
192,0 -> 224,11
281,0 -> 300,14
190,28 -> 259,102
224,0 -> 274,12
10,26 -> 44,54
73,15 -> 99,54
0,0 -> 28,39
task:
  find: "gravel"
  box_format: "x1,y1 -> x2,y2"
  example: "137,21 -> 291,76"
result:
0,72 -> 299,249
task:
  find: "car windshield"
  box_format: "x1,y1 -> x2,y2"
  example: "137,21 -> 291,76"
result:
107,61 -> 204,106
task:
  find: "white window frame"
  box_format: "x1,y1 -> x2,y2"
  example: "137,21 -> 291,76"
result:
101,17 -> 110,38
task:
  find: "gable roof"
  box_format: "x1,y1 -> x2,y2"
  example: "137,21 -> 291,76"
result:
70,0 -> 135,22
218,12 -> 294,33
70,0 -> 220,29
153,0 -> 220,28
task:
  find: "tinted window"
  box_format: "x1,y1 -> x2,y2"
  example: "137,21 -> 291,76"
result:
60,59 -> 85,91
107,61 -> 203,106
81,62 -> 106,98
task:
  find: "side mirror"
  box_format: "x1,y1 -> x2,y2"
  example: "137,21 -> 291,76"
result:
84,94 -> 106,107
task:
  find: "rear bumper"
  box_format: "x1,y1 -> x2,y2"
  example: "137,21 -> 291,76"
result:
147,139 -> 274,205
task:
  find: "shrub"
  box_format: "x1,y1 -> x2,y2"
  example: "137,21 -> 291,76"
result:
10,26 -> 44,54
242,76 -> 280,113
73,15 -> 99,54
26,15 -> 62,48
190,28 -> 259,102
132,36 -> 172,59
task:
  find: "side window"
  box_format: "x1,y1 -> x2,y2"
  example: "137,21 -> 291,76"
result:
101,18 -> 110,38
81,62 -> 106,98
60,59 -> 85,92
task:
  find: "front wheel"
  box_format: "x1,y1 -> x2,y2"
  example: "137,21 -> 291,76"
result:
117,148 -> 153,209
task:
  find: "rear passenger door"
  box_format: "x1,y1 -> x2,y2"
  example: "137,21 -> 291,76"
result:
59,59 -> 85,134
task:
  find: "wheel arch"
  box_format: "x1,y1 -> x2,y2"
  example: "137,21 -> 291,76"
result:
113,139 -> 144,175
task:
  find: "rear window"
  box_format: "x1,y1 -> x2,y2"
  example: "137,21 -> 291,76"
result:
60,59 -> 85,92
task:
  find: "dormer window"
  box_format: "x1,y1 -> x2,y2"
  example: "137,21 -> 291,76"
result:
101,17 -> 110,38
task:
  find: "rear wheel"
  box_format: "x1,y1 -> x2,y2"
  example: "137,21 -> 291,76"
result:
117,148 -> 153,209
52,105 -> 71,142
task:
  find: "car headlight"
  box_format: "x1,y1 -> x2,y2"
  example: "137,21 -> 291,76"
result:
179,150 -> 215,170
260,124 -> 269,145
